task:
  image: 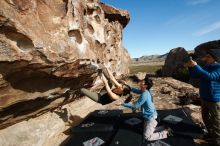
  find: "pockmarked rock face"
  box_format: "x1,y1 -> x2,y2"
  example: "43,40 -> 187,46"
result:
0,0 -> 130,129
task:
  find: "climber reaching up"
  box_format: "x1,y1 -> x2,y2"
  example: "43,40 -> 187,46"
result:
80,65 -> 131,105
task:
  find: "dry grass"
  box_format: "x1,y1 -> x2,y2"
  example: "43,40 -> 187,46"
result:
129,64 -> 163,74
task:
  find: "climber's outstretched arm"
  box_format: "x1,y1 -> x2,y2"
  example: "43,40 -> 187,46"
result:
103,64 -> 122,88
102,74 -> 120,100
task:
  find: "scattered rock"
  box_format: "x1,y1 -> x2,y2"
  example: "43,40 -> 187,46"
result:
161,86 -> 172,94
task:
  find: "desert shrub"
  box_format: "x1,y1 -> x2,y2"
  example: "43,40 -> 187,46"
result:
172,66 -> 190,82
156,68 -> 162,77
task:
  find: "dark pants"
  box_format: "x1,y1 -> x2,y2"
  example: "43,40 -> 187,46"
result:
80,68 -> 114,105
201,99 -> 220,146
80,88 -> 112,105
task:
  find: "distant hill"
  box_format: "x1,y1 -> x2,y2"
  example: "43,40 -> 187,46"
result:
132,50 -> 193,64
132,53 -> 168,63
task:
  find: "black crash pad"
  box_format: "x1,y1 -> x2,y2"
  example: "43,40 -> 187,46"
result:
67,109 -> 202,146
157,108 -> 203,138
110,129 -> 143,146
143,135 -> 196,146
142,108 -> 200,146
65,131 -> 114,146
72,110 -> 122,133
116,112 -> 144,134
89,110 -> 122,118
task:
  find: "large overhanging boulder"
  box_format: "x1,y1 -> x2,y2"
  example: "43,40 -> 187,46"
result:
0,0 -> 130,129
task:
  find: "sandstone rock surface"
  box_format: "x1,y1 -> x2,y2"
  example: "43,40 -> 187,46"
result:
0,0 -> 130,130
161,47 -> 190,82
0,97 -> 103,146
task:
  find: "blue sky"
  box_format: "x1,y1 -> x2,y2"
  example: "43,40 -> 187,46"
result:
101,0 -> 220,58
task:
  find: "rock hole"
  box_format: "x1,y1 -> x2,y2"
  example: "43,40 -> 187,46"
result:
87,24 -> 94,34
109,59 -> 113,62
87,0 -> 93,2
95,15 -> 101,24
95,40 -> 102,48
95,6 -> 101,14
106,30 -> 111,36
4,31 -> 34,51
87,8 -> 94,15
63,0 -> 68,16
71,5 -> 75,17
84,9 -> 86,15
68,29 -> 82,44
102,43 -> 106,48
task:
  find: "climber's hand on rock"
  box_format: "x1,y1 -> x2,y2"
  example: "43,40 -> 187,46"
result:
187,60 -> 197,67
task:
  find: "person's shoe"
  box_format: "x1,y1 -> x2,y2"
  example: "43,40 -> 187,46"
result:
167,128 -> 174,137
203,132 -> 212,140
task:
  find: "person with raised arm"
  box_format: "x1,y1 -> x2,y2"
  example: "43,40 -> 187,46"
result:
187,49 -> 220,146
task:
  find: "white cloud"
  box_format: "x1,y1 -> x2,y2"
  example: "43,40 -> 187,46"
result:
194,21 -> 220,36
165,13 -> 204,26
188,0 -> 211,5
